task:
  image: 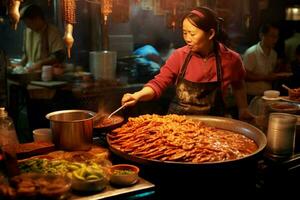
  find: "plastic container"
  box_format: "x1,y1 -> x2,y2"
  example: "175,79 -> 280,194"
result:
267,113 -> 297,156
0,107 -> 20,177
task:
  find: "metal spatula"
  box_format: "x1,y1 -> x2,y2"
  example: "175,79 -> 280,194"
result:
282,84 -> 292,92
107,104 -> 127,119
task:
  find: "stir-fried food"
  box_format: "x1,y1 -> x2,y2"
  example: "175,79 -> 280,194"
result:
289,87 -> 300,102
108,114 -> 258,163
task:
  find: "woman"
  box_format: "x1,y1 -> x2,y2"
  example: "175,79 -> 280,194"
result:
122,7 -> 252,120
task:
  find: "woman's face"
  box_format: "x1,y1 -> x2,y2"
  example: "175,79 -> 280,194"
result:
182,18 -> 213,53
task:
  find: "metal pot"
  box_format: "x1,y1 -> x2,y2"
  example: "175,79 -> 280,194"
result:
89,51 -> 117,80
46,110 -> 95,151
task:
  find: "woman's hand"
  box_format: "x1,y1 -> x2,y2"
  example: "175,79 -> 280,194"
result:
121,93 -> 139,107
121,87 -> 156,107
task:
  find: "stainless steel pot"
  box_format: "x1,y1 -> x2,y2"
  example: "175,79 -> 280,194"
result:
46,110 -> 95,151
89,51 -> 117,80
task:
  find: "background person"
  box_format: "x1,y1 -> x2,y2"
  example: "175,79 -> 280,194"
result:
122,6 -> 252,121
12,4 -> 65,73
288,44 -> 300,89
285,24 -> 300,64
133,37 -> 174,82
243,23 -> 291,102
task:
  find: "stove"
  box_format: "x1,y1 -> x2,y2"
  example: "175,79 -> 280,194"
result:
256,150 -> 300,196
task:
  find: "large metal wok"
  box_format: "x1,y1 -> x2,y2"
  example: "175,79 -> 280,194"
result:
107,115 -> 267,168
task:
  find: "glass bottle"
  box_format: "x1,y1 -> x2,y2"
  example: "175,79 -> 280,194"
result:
0,107 -> 20,177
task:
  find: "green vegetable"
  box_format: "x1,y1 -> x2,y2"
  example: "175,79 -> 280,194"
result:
113,169 -> 134,175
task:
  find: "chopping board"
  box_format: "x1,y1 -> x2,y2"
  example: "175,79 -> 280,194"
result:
30,80 -> 67,87
16,142 -> 55,159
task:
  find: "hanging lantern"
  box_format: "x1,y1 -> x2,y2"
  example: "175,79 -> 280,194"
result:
101,0 -> 113,24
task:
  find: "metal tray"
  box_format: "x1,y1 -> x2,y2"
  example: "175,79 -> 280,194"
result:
107,115 -> 267,167
70,177 -> 154,200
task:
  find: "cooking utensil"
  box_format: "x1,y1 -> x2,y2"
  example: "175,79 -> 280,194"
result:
108,104 -> 126,119
282,84 -> 292,92
107,115 -> 267,167
92,104 -> 126,122
46,110 -> 95,151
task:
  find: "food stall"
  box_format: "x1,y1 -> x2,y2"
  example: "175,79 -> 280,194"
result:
1,0 -> 300,199
1,111 -> 267,199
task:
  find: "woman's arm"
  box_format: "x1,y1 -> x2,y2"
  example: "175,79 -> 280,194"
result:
26,54 -> 58,72
121,86 -> 156,107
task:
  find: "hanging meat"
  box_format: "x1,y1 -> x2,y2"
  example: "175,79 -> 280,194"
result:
101,0 -> 113,25
8,0 -> 22,30
62,0 -> 76,58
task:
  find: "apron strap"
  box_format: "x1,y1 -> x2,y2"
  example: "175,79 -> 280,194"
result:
175,51 -> 193,85
214,42 -> 223,84
213,42 -> 226,113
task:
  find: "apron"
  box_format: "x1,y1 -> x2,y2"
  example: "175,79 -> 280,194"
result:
168,45 -> 225,116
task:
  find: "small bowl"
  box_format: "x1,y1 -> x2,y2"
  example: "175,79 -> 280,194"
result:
264,90 -> 280,98
72,178 -> 108,192
71,168 -> 109,192
109,164 -> 139,186
33,128 -> 52,143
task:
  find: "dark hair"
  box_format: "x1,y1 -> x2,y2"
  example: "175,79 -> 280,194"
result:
20,4 -> 44,20
183,7 -> 228,44
259,23 -> 279,35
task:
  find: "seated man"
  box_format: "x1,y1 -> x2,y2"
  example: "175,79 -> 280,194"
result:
12,4 -> 66,73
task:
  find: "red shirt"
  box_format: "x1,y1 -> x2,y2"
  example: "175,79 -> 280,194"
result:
145,43 -> 246,98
